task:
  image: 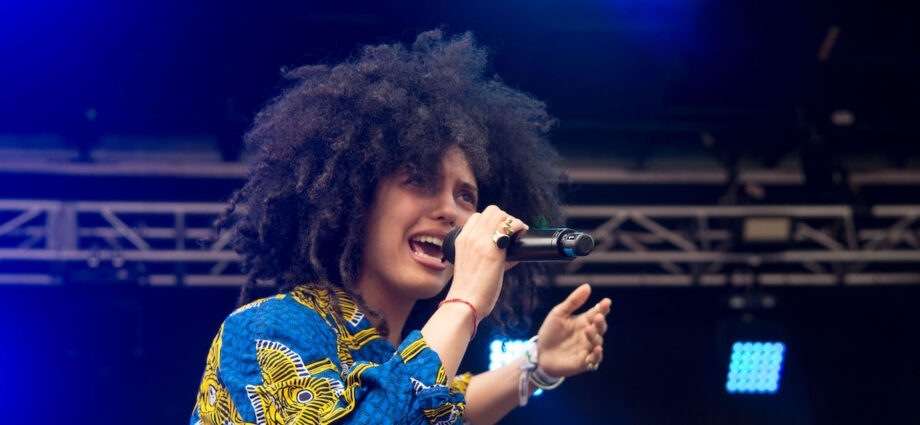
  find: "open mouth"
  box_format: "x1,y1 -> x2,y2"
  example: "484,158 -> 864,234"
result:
408,234 -> 446,270
409,236 -> 443,261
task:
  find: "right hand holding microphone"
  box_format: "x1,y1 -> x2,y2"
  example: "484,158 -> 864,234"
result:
446,205 -> 529,318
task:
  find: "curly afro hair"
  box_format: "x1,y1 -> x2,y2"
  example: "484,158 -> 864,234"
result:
221,29 -> 565,336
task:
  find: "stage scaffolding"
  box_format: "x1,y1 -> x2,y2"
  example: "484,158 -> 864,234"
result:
1,199 -> 918,287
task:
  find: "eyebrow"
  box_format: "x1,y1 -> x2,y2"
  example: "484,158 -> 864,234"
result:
458,180 -> 479,195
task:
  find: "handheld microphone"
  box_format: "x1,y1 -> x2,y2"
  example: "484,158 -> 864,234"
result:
442,227 -> 595,263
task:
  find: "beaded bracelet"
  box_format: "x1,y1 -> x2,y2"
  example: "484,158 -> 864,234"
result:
518,336 -> 565,406
437,298 -> 479,339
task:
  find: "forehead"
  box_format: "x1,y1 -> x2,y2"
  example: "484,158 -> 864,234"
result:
440,147 -> 476,186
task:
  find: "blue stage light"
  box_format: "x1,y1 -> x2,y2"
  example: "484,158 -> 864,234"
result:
725,341 -> 785,394
489,339 -> 543,396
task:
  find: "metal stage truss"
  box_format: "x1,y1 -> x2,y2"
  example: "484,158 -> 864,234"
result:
1,199 -> 919,287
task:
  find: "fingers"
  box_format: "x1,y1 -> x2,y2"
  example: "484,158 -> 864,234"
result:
583,296 -> 611,371
551,283 -> 592,317
580,297 -> 612,331
481,205 -> 525,233
581,297 -> 612,318
456,212 -> 481,242
586,345 -> 604,366
507,217 -> 530,234
595,297 -> 613,315
584,325 -> 603,346
485,207 -> 528,243
584,321 -> 605,369
449,206 -> 531,317
457,205 -> 528,255
584,310 -> 607,343
592,298 -> 612,332
498,214 -> 527,271
595,314 -> 607,334
480,205 -> 506,232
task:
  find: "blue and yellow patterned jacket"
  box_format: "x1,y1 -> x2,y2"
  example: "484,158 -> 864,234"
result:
190,285 -> 472,425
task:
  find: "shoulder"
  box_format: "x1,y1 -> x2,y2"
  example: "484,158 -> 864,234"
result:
221,289 -> 335,348
201,289 -> 347,423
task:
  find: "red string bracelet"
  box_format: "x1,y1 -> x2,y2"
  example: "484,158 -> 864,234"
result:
437,298 -> 479,339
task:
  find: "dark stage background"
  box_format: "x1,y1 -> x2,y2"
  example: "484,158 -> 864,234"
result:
1,284 -> 917,424
1,0 -> 919,424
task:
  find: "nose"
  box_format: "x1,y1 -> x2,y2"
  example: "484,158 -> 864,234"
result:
430,189 -> 461,227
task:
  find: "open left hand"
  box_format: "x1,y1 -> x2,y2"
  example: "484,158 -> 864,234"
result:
534,283 -> 612,377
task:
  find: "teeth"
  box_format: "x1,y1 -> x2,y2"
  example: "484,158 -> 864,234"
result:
410,235 -> 443,247
414,248 -> 441,261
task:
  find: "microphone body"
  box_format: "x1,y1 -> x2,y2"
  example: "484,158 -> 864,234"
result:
442,227 -> 595,263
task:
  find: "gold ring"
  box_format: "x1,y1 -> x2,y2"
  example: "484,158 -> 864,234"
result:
502,218 -> 514,235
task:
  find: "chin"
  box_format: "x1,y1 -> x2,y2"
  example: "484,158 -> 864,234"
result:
415,279 -> 450,300
401,272 -> 449,300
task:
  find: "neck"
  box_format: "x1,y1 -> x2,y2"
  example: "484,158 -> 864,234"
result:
354,275 -> 416,347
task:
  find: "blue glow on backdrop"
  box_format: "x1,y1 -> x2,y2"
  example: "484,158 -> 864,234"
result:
726,341 -> 785,394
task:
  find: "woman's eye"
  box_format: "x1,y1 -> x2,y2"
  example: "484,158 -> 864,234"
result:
403,175 -> 438,195
458,190 -> 477,206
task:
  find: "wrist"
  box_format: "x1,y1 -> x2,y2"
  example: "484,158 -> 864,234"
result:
444,287 -> 487,316
517,336 -> 564,407
437,298 -> 479,339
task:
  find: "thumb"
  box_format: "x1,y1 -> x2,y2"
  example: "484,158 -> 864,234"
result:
551,283 -> 591,317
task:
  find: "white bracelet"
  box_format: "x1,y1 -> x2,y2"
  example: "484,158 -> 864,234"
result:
518,336 -> 565,406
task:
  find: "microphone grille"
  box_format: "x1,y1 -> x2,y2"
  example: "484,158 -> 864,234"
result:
442,227 -> 461,264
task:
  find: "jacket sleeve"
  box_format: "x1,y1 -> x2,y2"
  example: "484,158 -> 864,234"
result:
190,295 -> 467,425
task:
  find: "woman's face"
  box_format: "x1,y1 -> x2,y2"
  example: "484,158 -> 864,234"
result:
360,146 -> 479,301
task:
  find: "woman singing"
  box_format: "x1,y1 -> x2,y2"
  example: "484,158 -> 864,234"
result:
190,29 -> 612,425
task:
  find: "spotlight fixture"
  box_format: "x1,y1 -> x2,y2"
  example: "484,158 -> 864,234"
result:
725,341 -> 785,394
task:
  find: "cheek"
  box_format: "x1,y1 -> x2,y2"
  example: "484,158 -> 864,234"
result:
364,214 -> 404,258
374,223 -> 406,250
456,211 -> 475,227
